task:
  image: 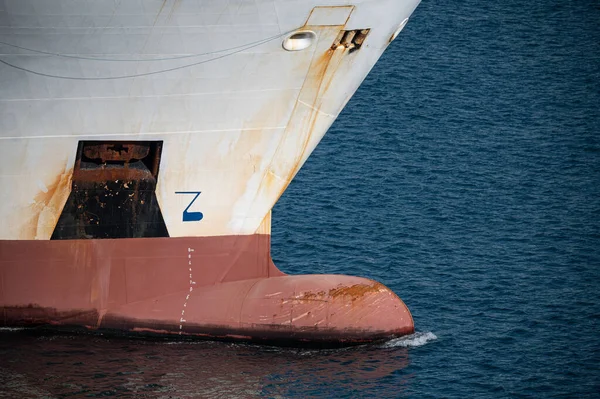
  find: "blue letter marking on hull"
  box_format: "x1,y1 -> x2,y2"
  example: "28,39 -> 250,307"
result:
175,191 -> 204,222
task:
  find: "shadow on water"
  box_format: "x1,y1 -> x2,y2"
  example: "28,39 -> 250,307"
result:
0,329 -> 430,398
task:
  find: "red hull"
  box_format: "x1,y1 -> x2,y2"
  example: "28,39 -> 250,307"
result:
0,236 -> 413,346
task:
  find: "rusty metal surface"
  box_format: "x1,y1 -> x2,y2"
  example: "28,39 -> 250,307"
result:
82,143 -> 150,163
72,165 -> 154,183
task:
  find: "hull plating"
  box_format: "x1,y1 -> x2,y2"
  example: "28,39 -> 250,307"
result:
0,236 -> 413,345
0,0 -> 420,345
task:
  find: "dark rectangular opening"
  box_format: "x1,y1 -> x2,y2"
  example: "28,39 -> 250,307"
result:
51,140 -> 168,240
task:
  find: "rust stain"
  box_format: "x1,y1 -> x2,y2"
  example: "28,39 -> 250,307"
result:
285,45 -> 347,181
255,210 -> 271,235
260,32 -> 339,184
237,26 -> 351,232
298,290 -> 327,300
328,283 -> 385,300
261,170 -> 279,198
28,169 -> 73,239
294,283 -> 384,304
312,48 -> 337,92
271,44 -> 345,201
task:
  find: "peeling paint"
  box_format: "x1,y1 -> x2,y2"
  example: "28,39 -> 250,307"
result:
328,283 -> 386,299
295,282 -> 386,303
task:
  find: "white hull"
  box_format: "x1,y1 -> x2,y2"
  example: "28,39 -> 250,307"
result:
0,0 -> 420,239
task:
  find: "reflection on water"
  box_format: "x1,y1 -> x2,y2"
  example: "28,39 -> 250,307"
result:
0,330 -> 415,398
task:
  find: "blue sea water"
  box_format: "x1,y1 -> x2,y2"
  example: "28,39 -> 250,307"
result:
1,0 -> 599,397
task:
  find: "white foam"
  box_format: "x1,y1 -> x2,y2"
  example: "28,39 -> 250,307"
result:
0,327 -> 26,332
381,331 -> 437,348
